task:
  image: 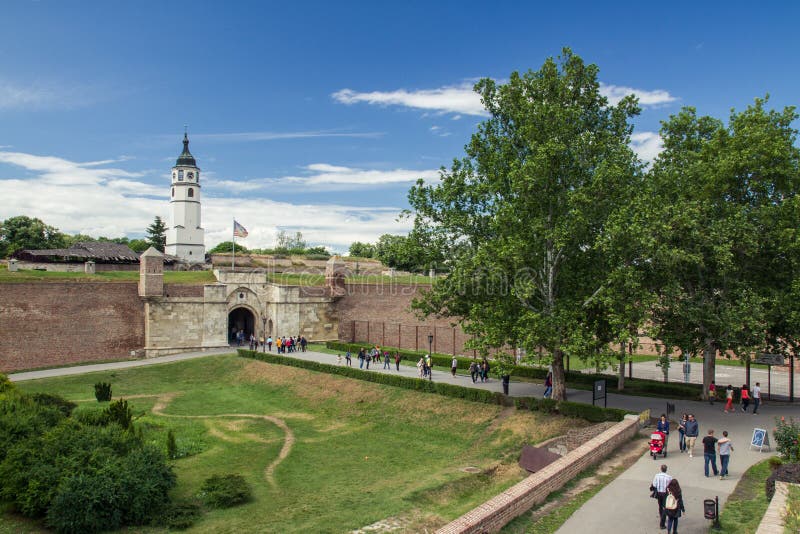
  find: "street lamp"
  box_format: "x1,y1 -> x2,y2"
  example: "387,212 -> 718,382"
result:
261,315 -> 267,352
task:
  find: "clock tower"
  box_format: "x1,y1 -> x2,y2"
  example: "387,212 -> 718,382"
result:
165,132 -> 205,262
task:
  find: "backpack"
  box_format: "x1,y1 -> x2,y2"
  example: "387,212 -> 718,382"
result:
665,493 -> 678,510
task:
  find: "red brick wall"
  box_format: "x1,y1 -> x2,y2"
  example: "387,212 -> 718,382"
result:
0,282 -> 145,372
334,283 -> 475,355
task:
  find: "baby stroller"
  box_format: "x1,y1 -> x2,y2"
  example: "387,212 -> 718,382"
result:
649,430 -> 667,459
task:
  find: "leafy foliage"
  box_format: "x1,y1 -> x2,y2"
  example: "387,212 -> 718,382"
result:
146,215 -> 167,252
208,240 -> 248,254
199,474 -> 252,508
348,241 -> 376,258
94,381 -> 112,401
773,417 -> 800,462
0,215 -> 67,258
105,399 -> 133,430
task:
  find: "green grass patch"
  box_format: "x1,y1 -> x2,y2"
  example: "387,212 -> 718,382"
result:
6,354 -> 583,533
714,458 -> 773,533
0,268 -> 214,284
785,484 -> 800,532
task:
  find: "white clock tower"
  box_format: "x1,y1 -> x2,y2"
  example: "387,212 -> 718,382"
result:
165,132 -> 205,262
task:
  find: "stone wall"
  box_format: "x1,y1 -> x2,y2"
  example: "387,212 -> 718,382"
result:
436,415 -> 640,533
335,283 -> 474,355
143,297 -> 206,356
0,282 -> 144,372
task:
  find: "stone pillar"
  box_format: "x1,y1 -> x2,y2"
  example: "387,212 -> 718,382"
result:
84,260 -> 95,274
7,259 -> 18,272
325,256 -> 347,295
139,247 -> 164,297
202,284 -> 229,347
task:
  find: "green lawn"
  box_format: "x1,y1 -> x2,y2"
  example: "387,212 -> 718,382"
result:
0,266 -> 215,284
5,354 -> 584,533
714,459 -> 773,533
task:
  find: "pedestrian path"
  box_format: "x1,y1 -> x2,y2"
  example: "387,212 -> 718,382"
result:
9,347 -> 800,533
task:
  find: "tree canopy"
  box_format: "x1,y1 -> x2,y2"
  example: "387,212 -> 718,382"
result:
0,216 -> 67,258
146,216 -> 167,252
408,49 -> 641,399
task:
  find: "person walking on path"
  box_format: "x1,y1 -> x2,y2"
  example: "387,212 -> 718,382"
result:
708,380 -> 716,404
425,354 -> 432,380
740,384 -> 750,412
451,357 -> 458,377
345,350 -> 352,367
543,372 -> 553,399
383,351 -> 391,370
358,349 -> 365,369
394,352 -> 401,371
664,478 -> 685,534
651,464 -> 672,530
678,413 -> 688,453
752,382 -> 762,414
702,429 -> 719,477
657,413 -> 670,452
469,361 -> 478,383
718,430 -> 733,479
417,357 -> 424,378
724,384 -> 734,413
684,414 -> 699,457
267,336 -> 273,352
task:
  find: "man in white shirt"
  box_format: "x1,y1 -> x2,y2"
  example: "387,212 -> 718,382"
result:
752,382 -> 762,414
651,464 -> 672,529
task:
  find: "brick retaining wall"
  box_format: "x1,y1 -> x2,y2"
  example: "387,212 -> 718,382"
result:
756,481 -> 794,533
436,415 -> 640,533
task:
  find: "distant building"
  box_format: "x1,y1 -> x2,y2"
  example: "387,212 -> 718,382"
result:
13,241 -> 142,271
165,133 -> 205,262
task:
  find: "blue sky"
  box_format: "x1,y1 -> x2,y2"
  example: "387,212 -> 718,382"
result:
1,1 -> 798,252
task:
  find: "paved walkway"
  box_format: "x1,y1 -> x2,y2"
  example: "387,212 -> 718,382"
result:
9,348 -> 800,533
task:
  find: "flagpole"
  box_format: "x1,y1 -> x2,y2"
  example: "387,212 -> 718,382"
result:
232,218 -> 235,272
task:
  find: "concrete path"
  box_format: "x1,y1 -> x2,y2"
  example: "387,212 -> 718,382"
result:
9,348 -> 800,533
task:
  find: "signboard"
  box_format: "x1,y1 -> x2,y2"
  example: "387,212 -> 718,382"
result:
757,353 -> 785,366
750,428 -> 771,452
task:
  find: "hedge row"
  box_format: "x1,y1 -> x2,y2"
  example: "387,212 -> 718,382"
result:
514,396 -> 633,423
325,341 -> 704,400
238,349 -> 634,423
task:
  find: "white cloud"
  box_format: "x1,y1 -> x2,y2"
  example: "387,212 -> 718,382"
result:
333,80 -> 677,117
0,78 -> 108,110
0,151 -> 416,251
630,131 -> 664,164
600,83 -> 676,107
332,83 -> 488,116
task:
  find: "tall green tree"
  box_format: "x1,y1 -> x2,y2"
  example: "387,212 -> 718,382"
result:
348,241 -> 376,258
146,216 -> 167,252
408,49 -> 641,400
0,216 -> 66,258
646,99 -> 799,397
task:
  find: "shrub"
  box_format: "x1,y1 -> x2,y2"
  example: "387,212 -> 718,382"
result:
765,462 -> 800,500
199,474 -> 251,508
773,417 -> 800,462
94,382 -> 112,402
158,501 -> 201,530
0,373 -> 13,394
105,399 -> 132,430
72,406 -> 110,426
31,393 -> 76,417
167,429 -> 178,460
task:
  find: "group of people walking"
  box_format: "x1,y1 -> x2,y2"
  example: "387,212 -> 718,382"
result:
651,412 -> 736,532
345,346 -> 402,371
252,334 -> 308,353
709,381 -> 762,414
467,360 -> 490,383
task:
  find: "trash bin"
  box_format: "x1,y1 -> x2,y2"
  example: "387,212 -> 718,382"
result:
704,499 -> 717,520
502,375 -> 510,395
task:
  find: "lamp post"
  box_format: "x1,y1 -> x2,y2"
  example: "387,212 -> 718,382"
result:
428,333 -> 434,380
261,315 -> 267,352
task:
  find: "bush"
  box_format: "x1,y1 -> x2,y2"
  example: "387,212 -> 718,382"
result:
515,396 -> 630,421
773,417 -> 800,462
31,393 -> 76,417
158,501 -> 201,530
199,474 -> 251,508
94,382 -> 112,402
765,462 -> 800,500
105,399 -> 132,430
72,406 -> 110,426
0,373 -> 13,394
167,429 -> 178,460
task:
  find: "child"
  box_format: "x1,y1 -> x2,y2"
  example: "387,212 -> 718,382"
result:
724,385 -> 734,413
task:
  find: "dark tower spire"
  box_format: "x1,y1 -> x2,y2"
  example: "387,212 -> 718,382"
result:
176,131 -> 196,167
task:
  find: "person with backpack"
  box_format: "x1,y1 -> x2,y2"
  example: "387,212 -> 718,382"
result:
650,464 -> 672,530
664,478 -> 685,534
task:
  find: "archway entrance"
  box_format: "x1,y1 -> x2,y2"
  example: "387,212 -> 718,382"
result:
228,307 -> 255,345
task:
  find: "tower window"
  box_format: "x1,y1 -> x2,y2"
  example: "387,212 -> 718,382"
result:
171,187 -> 174,197
188,187 -> 194,197
178,170 -> 184,181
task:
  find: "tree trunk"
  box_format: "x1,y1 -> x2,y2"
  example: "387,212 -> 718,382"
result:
745,358 -> 751,389
702,339 -> 716,400
552,348 -> 567,400
617,343 -> 626,391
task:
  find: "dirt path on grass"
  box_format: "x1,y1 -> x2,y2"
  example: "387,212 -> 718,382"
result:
91,392 -> 295,487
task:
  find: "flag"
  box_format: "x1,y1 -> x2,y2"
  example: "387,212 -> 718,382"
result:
233,220 -> 248,238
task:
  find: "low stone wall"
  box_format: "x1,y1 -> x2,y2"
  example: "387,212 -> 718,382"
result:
436,415 -> 640,534
756,481 -> 795,533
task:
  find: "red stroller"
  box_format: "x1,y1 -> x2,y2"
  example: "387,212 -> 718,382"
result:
649,430 -> 667,459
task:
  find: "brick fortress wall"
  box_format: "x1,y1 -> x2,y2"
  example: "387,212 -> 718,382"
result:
0,282 -> 144,372
334,283 -> 475,355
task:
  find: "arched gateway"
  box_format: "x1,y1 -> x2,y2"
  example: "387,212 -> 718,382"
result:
228,307 -> 255,344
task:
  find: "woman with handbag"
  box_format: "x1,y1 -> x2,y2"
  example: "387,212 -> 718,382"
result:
664,478 -> 685,534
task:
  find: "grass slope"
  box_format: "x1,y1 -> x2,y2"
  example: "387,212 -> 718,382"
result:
6,355 -> 584,533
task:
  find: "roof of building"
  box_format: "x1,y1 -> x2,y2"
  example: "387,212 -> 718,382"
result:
175,132 -> 196,167
14,241 -> 141,263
